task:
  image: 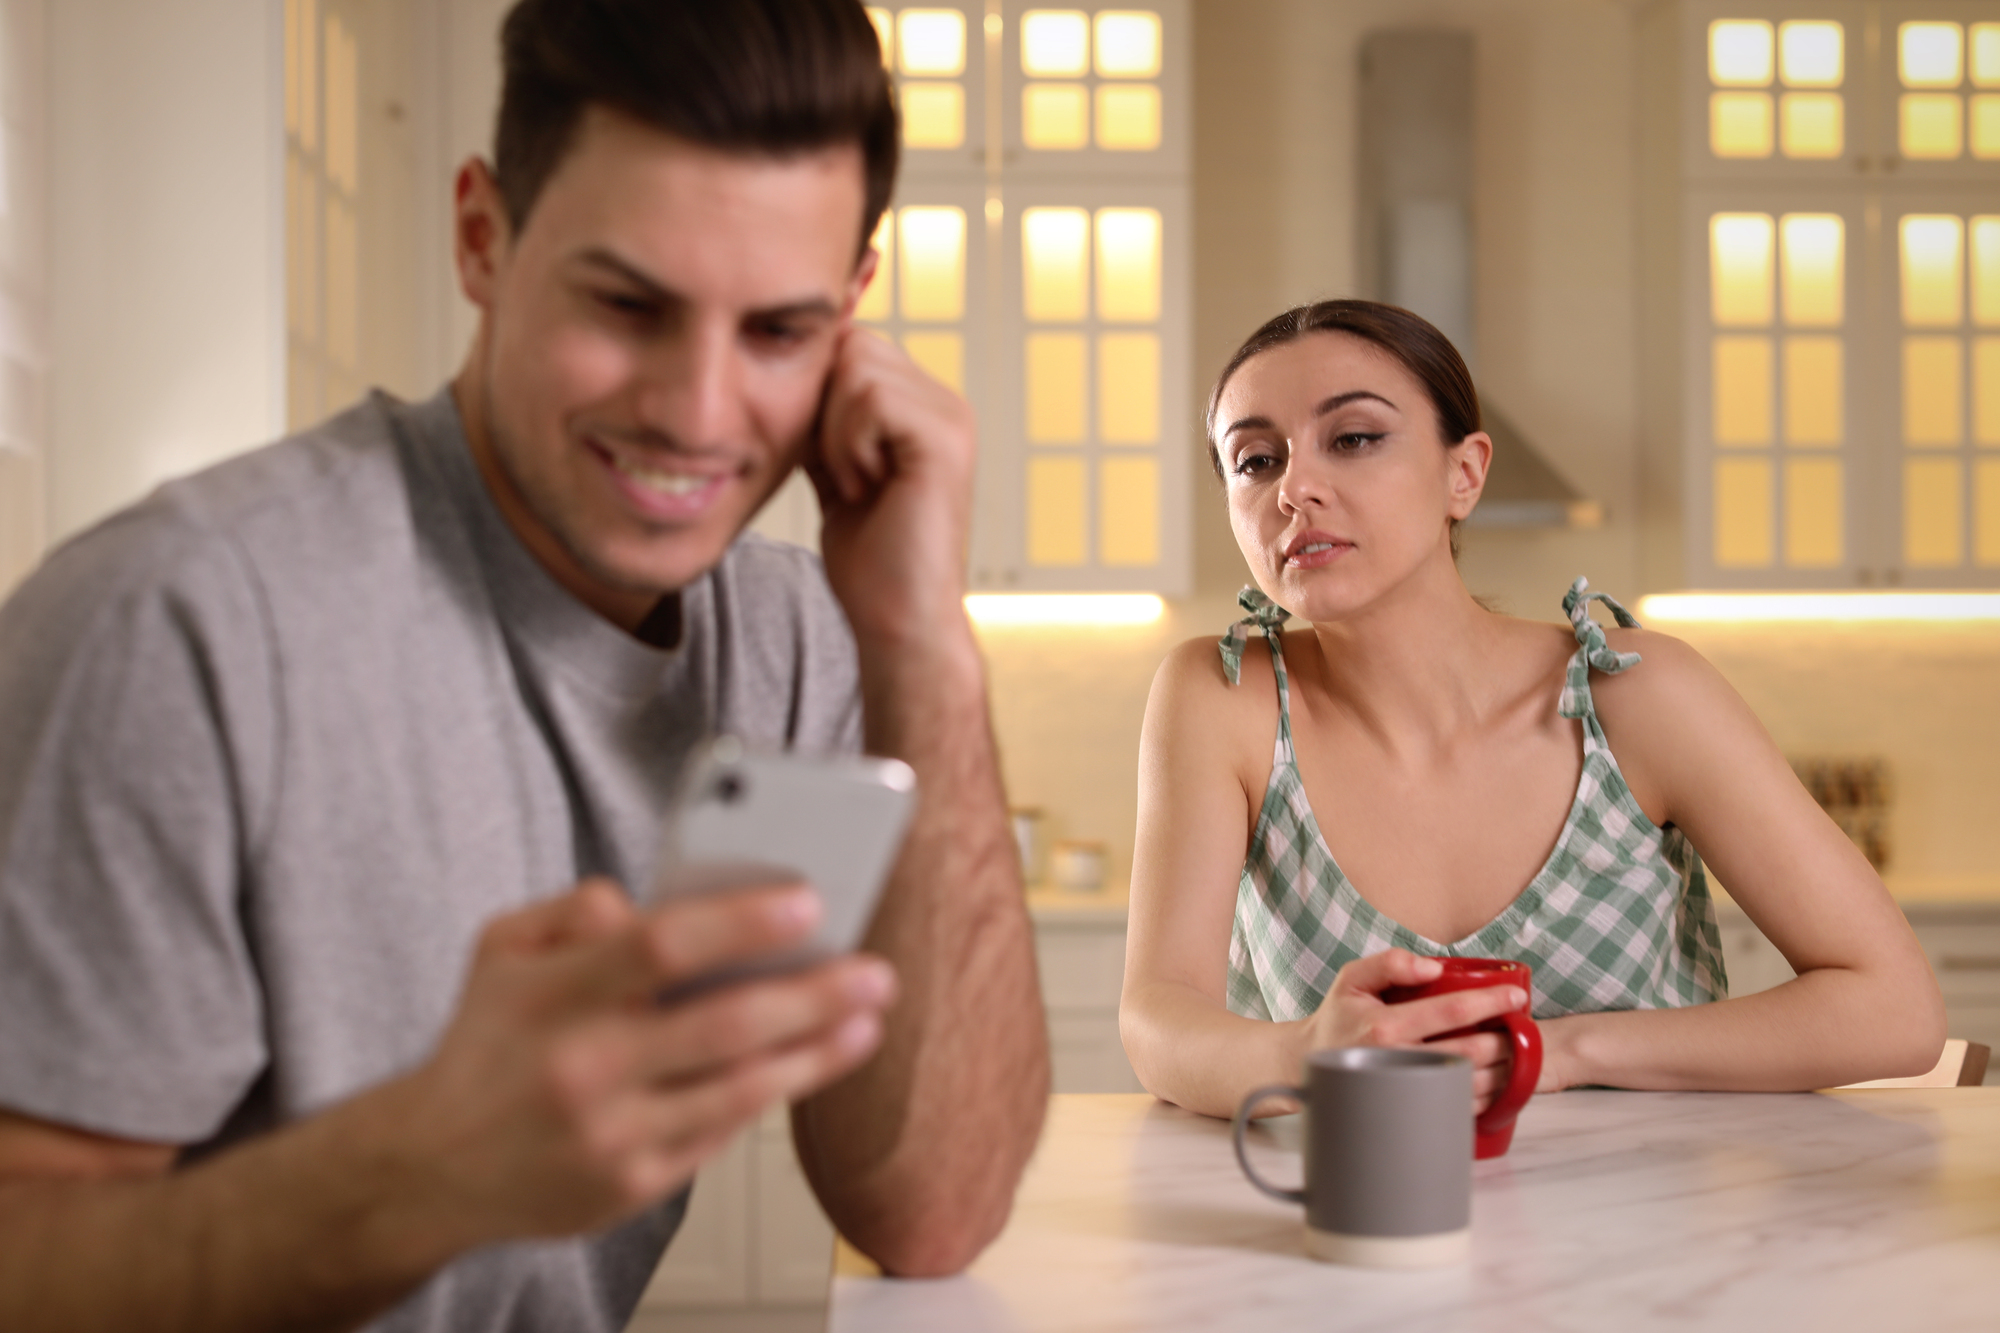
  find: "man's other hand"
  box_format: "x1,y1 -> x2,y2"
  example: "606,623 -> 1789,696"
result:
807,327 -> 978,645
390,878 -> 895,1251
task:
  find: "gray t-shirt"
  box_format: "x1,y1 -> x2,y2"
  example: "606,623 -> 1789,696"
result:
0,388 -> 861,1331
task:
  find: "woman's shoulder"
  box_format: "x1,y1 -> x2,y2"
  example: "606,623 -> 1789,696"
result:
1155,629 -> 1273,700
1148,628 -> 1297,739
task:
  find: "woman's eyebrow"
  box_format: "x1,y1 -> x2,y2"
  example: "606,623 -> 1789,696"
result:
1220,414 -> 1276,439
1314,390 -> 1397,417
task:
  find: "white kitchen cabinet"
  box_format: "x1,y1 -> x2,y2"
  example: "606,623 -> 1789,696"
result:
1720,897 -> 2000,1082
863,1 -> 1195,596
1642,1 -> 2000,590
1032,892 -> 1145,1093
634,894 -> 1143,1327
634,1104 -> 833,1326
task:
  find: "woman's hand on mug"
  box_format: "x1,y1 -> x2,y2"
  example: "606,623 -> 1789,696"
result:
1298,949 -> 1531,1114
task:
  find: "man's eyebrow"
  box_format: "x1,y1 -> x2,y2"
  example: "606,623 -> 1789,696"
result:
572,247 -> 841,323
575,247 -> 673,300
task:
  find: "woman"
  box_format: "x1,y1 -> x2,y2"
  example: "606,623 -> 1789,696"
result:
1119,300 -> 1944,1119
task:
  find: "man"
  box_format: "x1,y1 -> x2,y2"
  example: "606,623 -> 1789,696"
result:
0,1 -> 1047,1328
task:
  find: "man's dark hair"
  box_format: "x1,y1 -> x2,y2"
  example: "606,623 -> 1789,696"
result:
494,0 -> 899,256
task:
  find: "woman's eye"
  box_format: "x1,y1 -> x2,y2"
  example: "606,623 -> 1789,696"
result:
1330,432 -> 1385,452
1232,452 -> 1279,477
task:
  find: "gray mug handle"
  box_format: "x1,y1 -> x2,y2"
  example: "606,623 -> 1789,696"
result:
1232,1083 -> 1306,1204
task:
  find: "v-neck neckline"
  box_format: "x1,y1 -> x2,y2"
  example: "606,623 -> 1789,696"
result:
1265,650 -> 1597,954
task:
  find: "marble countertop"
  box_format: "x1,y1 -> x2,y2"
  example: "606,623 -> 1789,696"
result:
832,1089 -> 2000,1332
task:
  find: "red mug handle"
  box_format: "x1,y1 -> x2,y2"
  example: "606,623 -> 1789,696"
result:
1476,1009 -> 1542,1136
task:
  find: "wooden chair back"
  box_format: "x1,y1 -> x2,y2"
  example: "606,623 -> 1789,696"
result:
1837,1038 -> 1990,1089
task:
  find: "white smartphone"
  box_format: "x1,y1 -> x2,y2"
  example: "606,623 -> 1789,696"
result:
649,736 -> 918,979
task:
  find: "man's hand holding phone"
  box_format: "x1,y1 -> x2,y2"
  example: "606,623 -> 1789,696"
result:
376,877 -> 894,1261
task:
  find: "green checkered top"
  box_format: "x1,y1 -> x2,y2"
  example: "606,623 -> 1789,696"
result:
1221,577 -> 1728,1023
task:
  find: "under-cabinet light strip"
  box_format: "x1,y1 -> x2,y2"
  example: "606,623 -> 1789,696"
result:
1639,592 -> 2000,623
964,594 -> 1166,626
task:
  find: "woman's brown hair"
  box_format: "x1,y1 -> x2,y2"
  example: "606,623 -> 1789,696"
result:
1204,299 -> 1481,479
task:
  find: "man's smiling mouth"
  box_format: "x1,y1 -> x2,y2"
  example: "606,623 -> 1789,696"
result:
589,436 -> 735,499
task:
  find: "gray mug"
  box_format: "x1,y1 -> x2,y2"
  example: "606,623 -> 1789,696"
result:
1232,1047 -> 1473,1267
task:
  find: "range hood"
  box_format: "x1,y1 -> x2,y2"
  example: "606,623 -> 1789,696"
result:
1358,30 -> 1600,531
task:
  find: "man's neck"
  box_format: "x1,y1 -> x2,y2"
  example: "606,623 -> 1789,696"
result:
449,365 -> 663,638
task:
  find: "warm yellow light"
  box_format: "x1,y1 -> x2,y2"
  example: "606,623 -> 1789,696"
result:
1978,460 -> 2000,565
902,331 -> 964,393
1902,92 -> 1964,158
1904,336 -> 1964,445
1713,335 -> 1774,444
867,7 -> 894,67
1095,11 -> 1162,79
1026,457 -> 1088,566
1638,592 -> 2000,622
898,206 -> 966,322
857,213 -> 893,321
965,593 -> 1166,626
1096,207 -> 1162,322
900,82 -> 965,149
1973,95 -> 2000,158
1780,214 -> 1843,326
1977,337 -> 2000,443
1023,83 -> 1089,150
1779,21 -> 1842,87
1023,206 -> 1090,320
898,9 -> 966,77
1902,215 -> 1965,327
1025,332 -> 1087,442
1710,20 -> 1774,86
1906,457 -> 1965,567
1021,10 -> 1089,77
1712,212 -> 1775,327
1714,457 -> 1774,567
1901,22 -> 1963,89
1096,84 -> 1162,150
1976,24 -> 2000,87
1097,332 -> 1160,443
1785,458 -> 1844,567
1711,91 -> 1774,156
1783,336 -> 1843,446
1780,92 -> 1843,158
1974,217 -> 2000,326
1099,456 -> 1160,566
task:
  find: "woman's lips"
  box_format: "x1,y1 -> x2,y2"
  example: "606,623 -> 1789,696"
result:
1285,537 -> 1352,569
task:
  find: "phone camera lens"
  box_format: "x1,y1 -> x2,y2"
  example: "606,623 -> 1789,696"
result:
713,773 -> 745,804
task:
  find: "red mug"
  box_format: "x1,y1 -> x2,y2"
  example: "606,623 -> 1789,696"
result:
1381,957 -> 1541,1160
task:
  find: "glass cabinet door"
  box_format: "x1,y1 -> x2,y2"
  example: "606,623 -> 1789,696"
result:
1677,1 -> 2000,588
864,1 -> 1192,595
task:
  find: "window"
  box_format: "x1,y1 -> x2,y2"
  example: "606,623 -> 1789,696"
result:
861,2 -> 1189,594
285,0 -> 362,430
0,0 -> 44,593
1678,3 -> 2000,588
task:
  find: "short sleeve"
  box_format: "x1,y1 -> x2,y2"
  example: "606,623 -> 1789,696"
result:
711,536 -> 863,758
0,509 -> 276,1142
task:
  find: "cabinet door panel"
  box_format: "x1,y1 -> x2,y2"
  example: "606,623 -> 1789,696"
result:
1035,925 -> 1128,1009
753,1108 -> 837,1304
639,1129 -> 751,1308
1910,923 -> 2000,1000
1048,1011 -> 1144,1093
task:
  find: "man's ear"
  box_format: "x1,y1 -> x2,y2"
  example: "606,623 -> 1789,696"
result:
840,245 -> 882,322
1445,430 -> 1493,522
454,158 -> 514,312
